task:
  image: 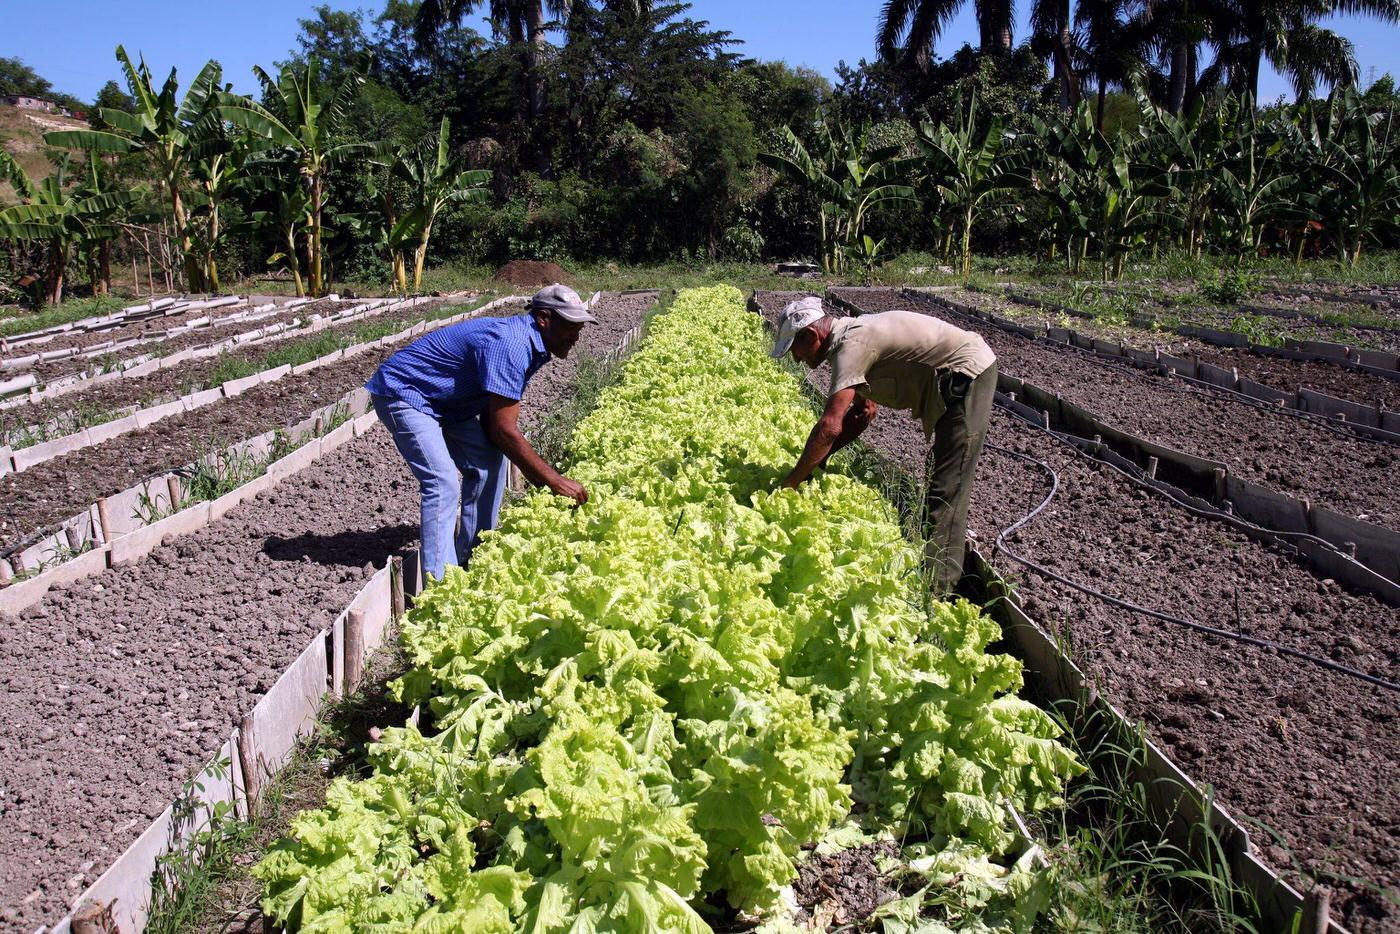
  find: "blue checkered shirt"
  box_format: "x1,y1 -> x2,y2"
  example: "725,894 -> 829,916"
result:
366,313 -> 551,420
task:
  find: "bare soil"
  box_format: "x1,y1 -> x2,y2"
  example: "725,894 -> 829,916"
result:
0,292 -> 653,932
970,411 -> 1400,933
492,260 -> 572,288
833,288 -> 1400,534
792,840 -> 901,927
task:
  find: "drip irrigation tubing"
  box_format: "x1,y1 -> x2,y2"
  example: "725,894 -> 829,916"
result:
982,436 -> 1400,695
918,291 -> 1399,449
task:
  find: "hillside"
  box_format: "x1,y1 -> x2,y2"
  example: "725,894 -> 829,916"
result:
0,103 -> 89,198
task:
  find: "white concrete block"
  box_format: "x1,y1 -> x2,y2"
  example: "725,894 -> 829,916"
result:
250,631 -> 328,778
67,804 -> 173,934
12,430 -> 91,472
134,398 -> 186,429
265,440 -> 321,484
85,414 -> 139,446
110,502 -> 211,566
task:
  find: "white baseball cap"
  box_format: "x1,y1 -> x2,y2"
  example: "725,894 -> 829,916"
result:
529,283 -> 597,323
770,297 -> 827,358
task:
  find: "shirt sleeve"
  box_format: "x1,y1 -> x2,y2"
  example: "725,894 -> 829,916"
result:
828,338 -> 873,397
476,333 -> 534,401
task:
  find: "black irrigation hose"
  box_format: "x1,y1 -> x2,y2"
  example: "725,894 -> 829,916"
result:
982,439 -> 1400,695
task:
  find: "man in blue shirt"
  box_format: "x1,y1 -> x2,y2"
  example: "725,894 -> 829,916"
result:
367,283 -> 594,581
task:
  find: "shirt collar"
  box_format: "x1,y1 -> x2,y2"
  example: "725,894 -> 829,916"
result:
526,315 -> 549,360
824,317 -> 855,359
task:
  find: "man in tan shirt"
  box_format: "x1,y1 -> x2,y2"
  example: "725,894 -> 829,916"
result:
772,296 -> 998,591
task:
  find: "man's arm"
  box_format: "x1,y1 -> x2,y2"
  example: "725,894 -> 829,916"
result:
823,396 -> 878,463
484,393 -> 588,505
781,387 -> 860,489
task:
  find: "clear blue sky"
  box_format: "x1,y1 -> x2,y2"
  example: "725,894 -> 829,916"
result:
5,0 -> 1398,106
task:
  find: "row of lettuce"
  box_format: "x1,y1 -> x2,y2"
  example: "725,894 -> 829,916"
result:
254,286 -> 1082,931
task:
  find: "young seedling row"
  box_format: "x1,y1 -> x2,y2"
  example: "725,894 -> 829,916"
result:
0,292 -> 657,932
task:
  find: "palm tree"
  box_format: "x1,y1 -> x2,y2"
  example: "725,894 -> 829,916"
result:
1195,0 -> 1398,100
221,59 -> 373,296
1031,0 -> 1083,106
877,0 -> 1015,66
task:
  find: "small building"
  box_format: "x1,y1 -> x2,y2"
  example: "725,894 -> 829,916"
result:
3,96 -> 61,113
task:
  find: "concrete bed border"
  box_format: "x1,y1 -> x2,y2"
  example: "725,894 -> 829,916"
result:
995,287 -> 1400,421
2,295 -> 489,475
0,295 -> 528,609
0,295 -> 329,377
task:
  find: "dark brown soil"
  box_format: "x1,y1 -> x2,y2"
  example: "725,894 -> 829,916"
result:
834,288 -> 1400,534
0,292 -> 653,932
19,299 -> 353,384
946,288 -> 1400,414
964,411 -> 1400,933
792,839 -> 901,927
492,260 -> 572,288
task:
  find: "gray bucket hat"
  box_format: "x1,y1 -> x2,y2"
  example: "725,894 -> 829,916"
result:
529,283 -> 597,323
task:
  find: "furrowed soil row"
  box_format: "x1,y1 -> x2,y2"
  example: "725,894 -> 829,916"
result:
953,286 -> 1400,418
1013,281 -> 1400,356
831,288 -> 1400,571
0,294 -> 460,410
753,287 -> 1397,931
2,292 -> 656,933
0,296 -> 497,470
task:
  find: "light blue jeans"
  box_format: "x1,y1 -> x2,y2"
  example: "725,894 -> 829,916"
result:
371,394 -> 506,582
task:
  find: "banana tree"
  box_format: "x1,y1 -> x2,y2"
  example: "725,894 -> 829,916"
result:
1212,107 -> 1294,260
221,58 -> 372,296
389,117 -> 492,291
760,117 -> 915,275
0,152 -> 137,304
914,92 -> 1018,276
247,167 -> 314,298
1309,89 -> 1400,266
44,48 -> 223,292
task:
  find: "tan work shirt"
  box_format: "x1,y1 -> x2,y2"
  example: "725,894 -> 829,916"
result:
827,311 -> 996,437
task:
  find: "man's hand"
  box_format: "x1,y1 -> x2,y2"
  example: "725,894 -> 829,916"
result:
550,475 -> 589,506
486,393 -> 583,500
781,387 -> 860,489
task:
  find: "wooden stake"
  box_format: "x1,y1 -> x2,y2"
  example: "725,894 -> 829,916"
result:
1312,887 -> 1331,934
95,497 -> 112,543
165,475 -> 183,512
71,898 -> 114,934
344,609 -> 365,695
237,712 -> 259,817
391,555 -> 405,621
1146,456 -> 1159,479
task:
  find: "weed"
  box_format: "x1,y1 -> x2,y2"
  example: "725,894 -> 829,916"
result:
1201,269 -> 1258,306
1228,313 -> 1287,347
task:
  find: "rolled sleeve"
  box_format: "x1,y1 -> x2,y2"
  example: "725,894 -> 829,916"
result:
475,337 -> 533,401
828,339 -> 873,398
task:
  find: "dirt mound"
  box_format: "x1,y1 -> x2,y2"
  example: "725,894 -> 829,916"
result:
492,260 -> 572,288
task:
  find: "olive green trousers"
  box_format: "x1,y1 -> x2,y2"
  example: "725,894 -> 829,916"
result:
923,363 -> 997,592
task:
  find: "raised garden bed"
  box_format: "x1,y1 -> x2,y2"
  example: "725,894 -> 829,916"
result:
0,292 -> 656,932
